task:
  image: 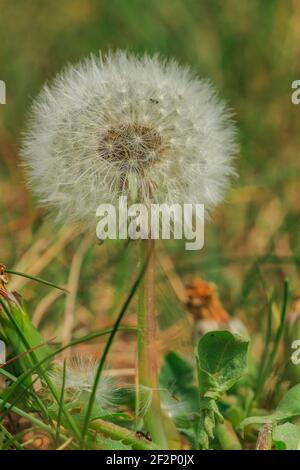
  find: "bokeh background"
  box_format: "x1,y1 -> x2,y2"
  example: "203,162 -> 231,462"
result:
0,0 -> 300,372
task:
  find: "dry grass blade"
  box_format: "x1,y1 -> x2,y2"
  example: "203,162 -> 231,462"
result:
61,236 -> 91,352
9,227 -> 75,291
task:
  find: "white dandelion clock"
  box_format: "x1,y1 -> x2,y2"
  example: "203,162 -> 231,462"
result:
21,51 -> 238,231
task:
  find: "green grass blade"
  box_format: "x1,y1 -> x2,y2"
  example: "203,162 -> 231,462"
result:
0,299 -> 80,440
81,256 -> 149,445
55,359 -> 67,446
5,269 -> 68,293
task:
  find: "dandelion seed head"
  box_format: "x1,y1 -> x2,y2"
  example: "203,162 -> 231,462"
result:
21,51 -> 238,229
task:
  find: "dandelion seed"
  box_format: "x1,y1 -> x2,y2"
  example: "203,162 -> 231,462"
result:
160,389 -> 192,421
132,384 -> 153,418
50,356 -> 117,410
21,51 -> 238,230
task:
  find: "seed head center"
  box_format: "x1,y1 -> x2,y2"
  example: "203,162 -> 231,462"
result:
99,123 -> 163,169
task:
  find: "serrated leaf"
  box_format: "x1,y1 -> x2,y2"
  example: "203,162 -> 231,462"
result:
97,436 -> 132,450
195,331 -> 248,449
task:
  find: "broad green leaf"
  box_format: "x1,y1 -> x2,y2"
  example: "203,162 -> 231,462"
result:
241,384 -> 300,429
196,331 -> 249,399
273,423 -> 300,450
196,331 -> 249,449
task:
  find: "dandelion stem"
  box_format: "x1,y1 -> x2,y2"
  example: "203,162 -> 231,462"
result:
137,239 -> 169,448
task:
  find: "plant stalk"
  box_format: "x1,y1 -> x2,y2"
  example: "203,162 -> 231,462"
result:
215,421 -> 242,450
90,418 -> 159,450
137,238 -> 169,448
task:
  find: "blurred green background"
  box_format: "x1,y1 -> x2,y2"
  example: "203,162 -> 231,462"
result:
0,0 -> 299,360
